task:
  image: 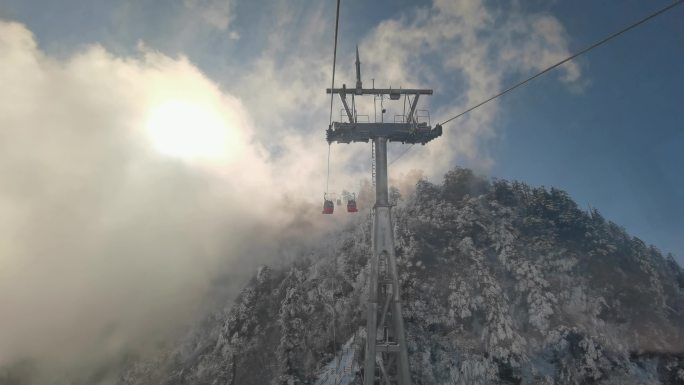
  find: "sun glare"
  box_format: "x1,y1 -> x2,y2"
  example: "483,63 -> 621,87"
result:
145,100 -> 236,160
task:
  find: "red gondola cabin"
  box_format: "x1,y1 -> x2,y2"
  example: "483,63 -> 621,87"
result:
347,199 -> 358,213
322,199 -> 334,214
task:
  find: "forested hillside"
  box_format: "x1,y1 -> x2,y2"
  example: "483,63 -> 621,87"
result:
121,168 -> 684,385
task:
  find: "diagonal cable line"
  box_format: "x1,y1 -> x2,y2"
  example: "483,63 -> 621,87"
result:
388,0 -> 683,165
389,144 -> 414,166
439,0 -> 684,126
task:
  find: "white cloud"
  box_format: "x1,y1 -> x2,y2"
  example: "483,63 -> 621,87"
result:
0,20 -> 342,383
356,0 -> 582,176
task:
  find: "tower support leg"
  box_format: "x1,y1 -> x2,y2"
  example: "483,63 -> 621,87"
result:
364,137 -> 411,385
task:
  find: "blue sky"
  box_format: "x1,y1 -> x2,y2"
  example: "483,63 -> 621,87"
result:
0,0 -> 682,264
490,0 -> 684,263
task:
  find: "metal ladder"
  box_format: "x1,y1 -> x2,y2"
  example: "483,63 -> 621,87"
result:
371,141 -> 376,188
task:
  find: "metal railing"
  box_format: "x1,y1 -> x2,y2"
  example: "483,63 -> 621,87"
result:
392,109 -> 430,125
339,110 -> 370,123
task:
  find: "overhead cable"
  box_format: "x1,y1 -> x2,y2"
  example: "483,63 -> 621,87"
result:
439,0 -> 684,126
326,0 -> 341,194
388,0 -> 684,166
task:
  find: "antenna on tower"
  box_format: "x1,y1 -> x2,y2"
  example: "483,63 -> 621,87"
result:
355,46 -> 362,92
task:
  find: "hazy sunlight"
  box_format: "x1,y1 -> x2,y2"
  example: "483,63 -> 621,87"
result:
145,100 -> 236,160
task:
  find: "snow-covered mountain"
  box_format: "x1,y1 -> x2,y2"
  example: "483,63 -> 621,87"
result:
120,168 -> 684,385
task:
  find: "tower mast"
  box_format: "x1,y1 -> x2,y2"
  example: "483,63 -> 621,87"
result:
326,49 -> 442,385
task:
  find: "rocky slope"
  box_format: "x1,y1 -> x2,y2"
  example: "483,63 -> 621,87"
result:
120,168 -> 684,385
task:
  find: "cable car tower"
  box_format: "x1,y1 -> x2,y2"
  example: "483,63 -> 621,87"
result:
326,48 -> 442,385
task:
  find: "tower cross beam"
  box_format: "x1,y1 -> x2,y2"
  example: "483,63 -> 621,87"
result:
327,88 -> 433,95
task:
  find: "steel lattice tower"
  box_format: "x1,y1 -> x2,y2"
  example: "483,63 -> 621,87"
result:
326,49 -> 442,385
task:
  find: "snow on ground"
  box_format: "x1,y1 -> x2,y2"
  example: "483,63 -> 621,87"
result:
314,334 -> 360,385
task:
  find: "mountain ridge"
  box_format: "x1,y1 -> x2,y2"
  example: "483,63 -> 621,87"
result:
120,168 -> 684,385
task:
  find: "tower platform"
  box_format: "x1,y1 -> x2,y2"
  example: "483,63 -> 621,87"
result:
326,122 -> 442,145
